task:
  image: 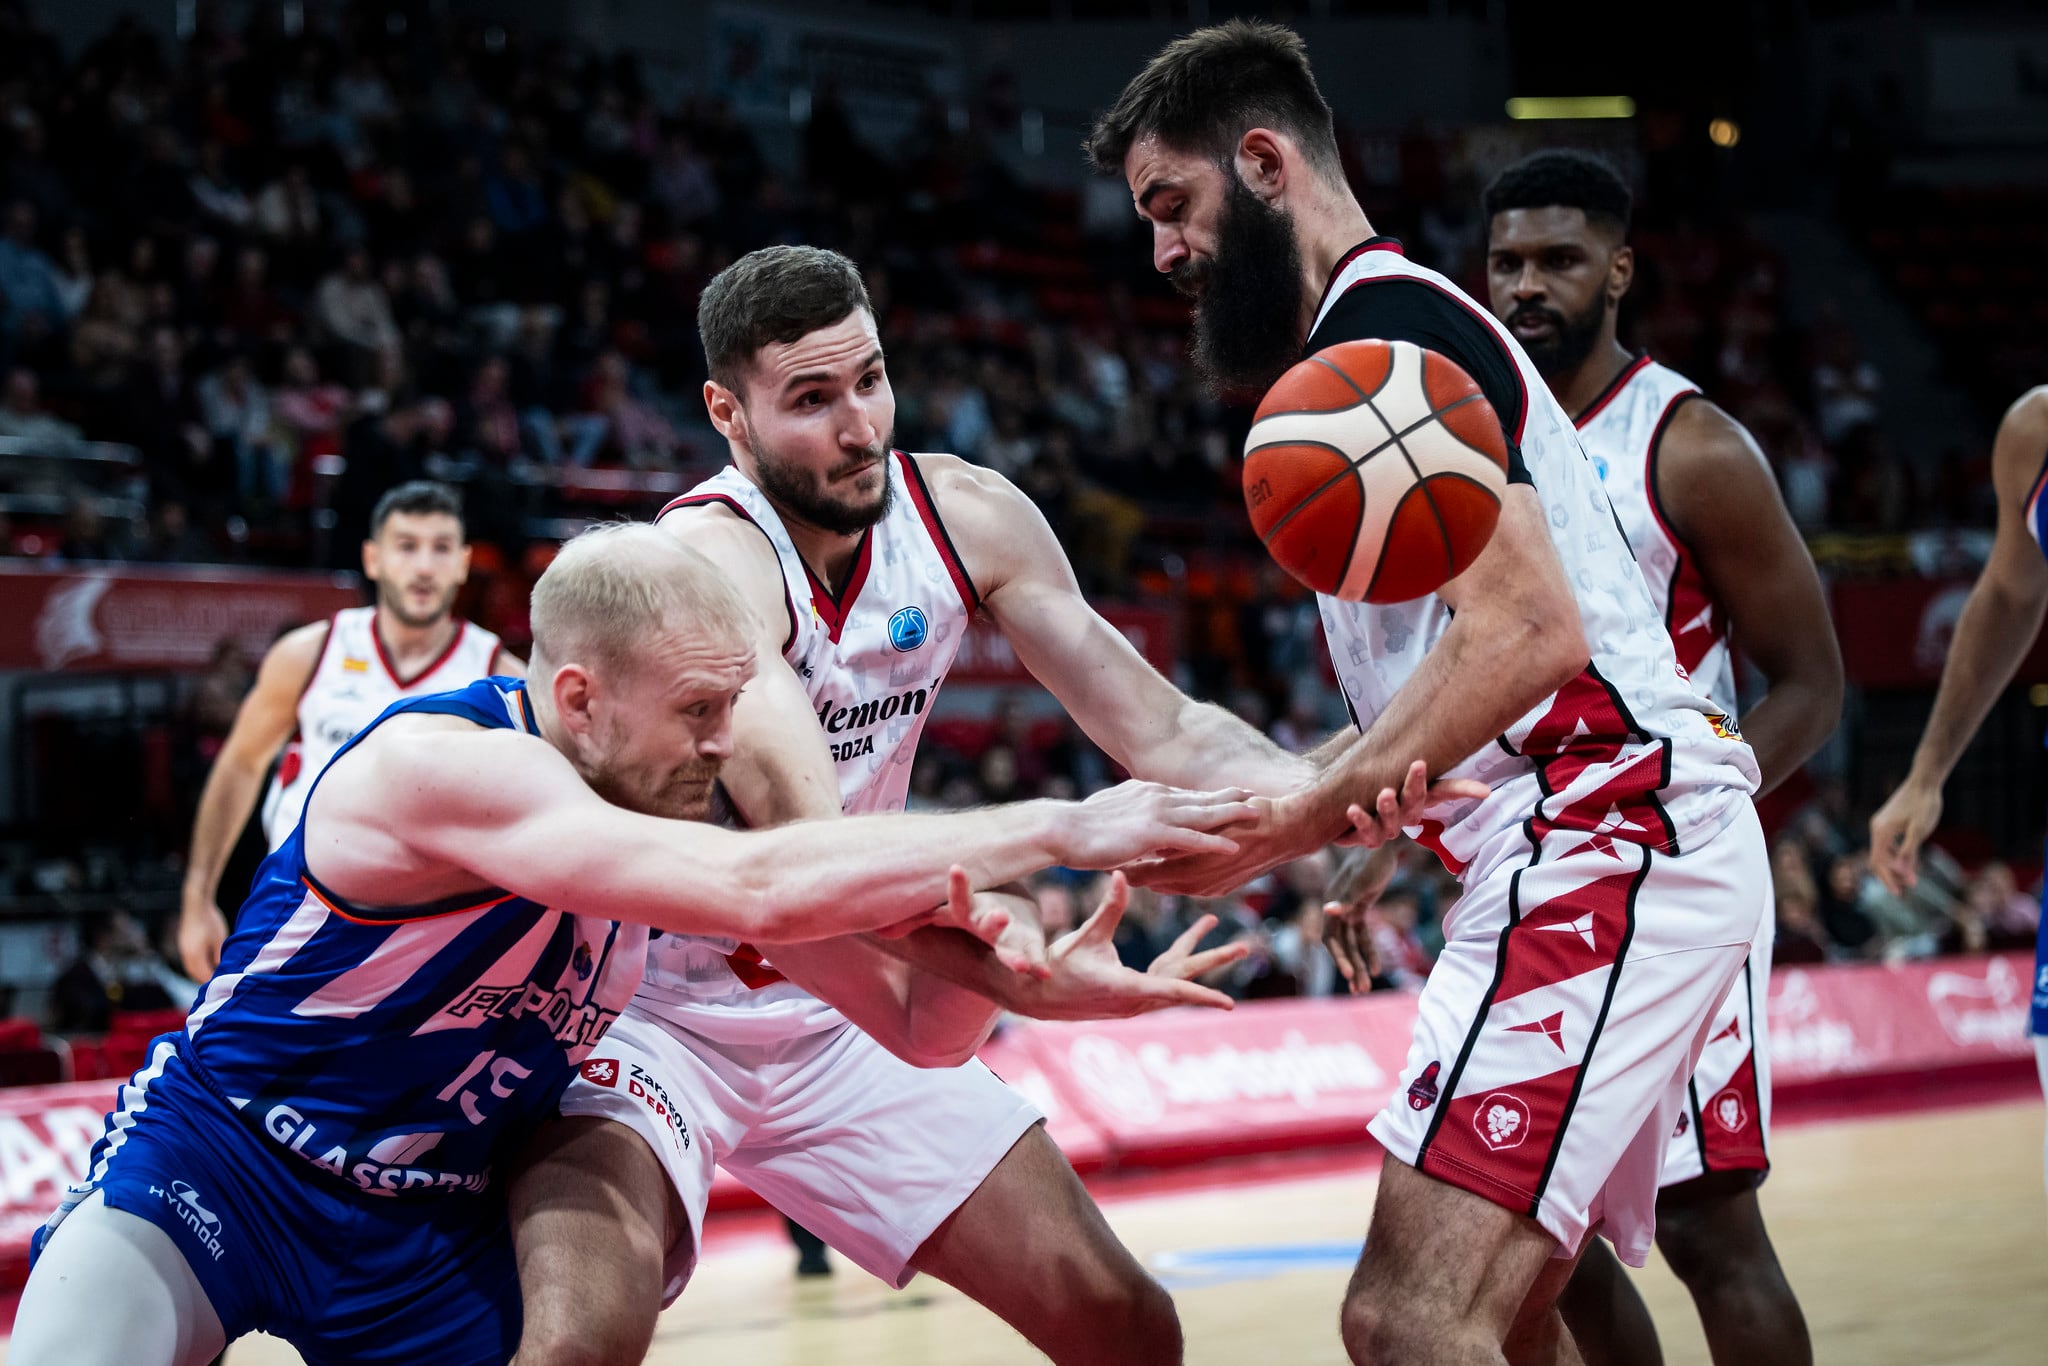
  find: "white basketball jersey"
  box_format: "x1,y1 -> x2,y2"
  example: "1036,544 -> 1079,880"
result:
260,606 -> 504,848
1575,355 -> 1747,708
635,450 -> 977,1040
1309,244 -> 1759,884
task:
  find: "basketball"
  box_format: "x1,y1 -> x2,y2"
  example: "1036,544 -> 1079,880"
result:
1242,339 -> 1511,602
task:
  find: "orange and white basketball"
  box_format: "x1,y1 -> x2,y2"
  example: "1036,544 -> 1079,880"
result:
1242,338 -> 1510,602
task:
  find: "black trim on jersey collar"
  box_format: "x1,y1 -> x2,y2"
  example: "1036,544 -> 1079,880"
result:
1311,236 -> 1408,328
1572,351 -> 1652,430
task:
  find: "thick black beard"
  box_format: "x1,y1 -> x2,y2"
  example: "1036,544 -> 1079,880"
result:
750,434 -> 895,536
1174,177 -> 1307,396
1508,298 -> 1606,380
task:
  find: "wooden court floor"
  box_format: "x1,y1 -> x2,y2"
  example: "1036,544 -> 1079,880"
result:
22,1098 -> 2046,1365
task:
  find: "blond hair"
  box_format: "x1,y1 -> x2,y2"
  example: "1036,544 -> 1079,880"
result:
530,523 -> 752,679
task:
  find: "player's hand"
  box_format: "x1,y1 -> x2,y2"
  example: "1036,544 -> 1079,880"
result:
1128,793 -> 1318,896
177,900 -> 230,982
1333,760 -> 1489,849
1054,782 -> 1258,871
923,873 -> 1055,978
1869,780 -> 1942,895
1321,845 -> 1398,994
1147,908 -> 1253,986
1002,873 -> 1237,1020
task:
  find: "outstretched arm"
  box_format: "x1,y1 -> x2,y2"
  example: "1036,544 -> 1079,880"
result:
1871,389 -> 2048,890
311,717 -> 1254,946
926,453 -> 1314,796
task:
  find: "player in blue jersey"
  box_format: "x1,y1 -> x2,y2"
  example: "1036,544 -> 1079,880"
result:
1870,385 -> 2048,1190
8,523 -> 1257,1366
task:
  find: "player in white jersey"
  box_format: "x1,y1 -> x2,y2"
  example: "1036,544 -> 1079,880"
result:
509,246 -> 1436,1366
176,481 -> 519,982
1093,22 -> 1779,1364
1485,150 -> 1839,1366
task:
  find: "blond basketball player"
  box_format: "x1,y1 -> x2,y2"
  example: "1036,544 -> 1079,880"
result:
14,523 -> 1252,1366
1485,149 -> 1836,1366
1093,23 -> 1772,1365
177,481 -> 520,980
508,246 -> 1469,1366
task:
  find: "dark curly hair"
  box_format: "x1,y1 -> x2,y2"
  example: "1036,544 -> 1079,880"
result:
1482,150 -> 1633,234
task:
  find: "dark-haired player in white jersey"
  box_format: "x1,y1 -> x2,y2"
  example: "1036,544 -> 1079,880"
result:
1485,149 -> 1837,1366
508,245 -> 1453,1366
1093,21 -> 1781,1365
176,481 -> 521,982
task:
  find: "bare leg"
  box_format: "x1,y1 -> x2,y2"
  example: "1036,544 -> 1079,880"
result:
1555,1235 -> 1664,1366
10,1191 -> 226,1366
1654,1172 -> 1811,1366
508,1116 -> 681,1366
1339,1155 -> 1566,1366
909,1124 -> 1182,1366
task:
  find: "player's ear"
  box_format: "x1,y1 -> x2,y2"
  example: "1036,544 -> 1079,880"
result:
360,537 -> 378,580
1235,127 -> 1288,200
1607,243 -> 1635,306
703,378 -> 745,443
552,664 -> 597,735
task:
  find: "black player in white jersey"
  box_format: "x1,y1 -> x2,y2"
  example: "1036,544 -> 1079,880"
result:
1485,150 -> 1836,1366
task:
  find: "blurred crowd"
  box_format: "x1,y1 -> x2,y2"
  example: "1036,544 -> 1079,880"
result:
0,2 -> 2026,1024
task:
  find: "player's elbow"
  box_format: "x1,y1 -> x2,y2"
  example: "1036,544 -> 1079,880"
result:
1519,595 -> 1590,697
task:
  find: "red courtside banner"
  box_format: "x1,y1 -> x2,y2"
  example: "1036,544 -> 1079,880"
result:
0,954 -> 2027,1270
0,563 -> 361,673
1831,578 -> 2048,687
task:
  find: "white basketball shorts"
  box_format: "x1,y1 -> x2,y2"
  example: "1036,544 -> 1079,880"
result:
558,1004 -> 1042,1298
1660,901 -> 1774,1188
1367,802 -> 1768,1267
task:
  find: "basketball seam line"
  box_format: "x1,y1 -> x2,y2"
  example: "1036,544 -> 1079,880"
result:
1369,413 -> 1459,600
1254,392 -> 1486,549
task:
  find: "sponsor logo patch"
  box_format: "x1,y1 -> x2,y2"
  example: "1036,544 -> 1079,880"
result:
888,605 -> 929,652
148,1179 -> 226,1261
581,1057 -> 620,1088
1406,1060 -> 1441,1111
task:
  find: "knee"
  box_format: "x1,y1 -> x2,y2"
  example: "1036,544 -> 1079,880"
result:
514,1304 -> 657,1366
1089,1271 -> 1182,1365
1340,1288 -> 1433,1366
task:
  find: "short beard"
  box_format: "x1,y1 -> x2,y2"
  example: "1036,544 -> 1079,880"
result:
1174,176 -> 1307,397
749,431 -> 894,536
1507,298 -> 1606,379
376,581 -> 456,629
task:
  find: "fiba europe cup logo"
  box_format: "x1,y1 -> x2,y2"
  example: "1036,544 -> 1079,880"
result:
889,606 -> 929,652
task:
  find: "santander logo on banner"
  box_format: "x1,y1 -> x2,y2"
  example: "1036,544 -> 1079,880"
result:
1062,1029 -> 1390,1128
1926,956 -> 2030,1055
1766,969 -> 1864,1079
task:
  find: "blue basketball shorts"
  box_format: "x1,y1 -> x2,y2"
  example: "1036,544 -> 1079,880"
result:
31,1034 -> 521,1366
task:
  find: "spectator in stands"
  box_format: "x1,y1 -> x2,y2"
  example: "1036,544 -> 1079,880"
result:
0,199 -> 65,354
1366,883 -> 1434,992
137,498 -> 211,564
218,245 -> 297,345
1811,305 -> 1883,443
455,354 -> 526,466
50,225 -> 93,321
189,139 -> 252,232
197,351 -> 285,505
114,325 -> 212,500
314,243 -> 402,381
51,911 -> 181,1034
272,344 -> 353,473
0,366 -> 80,446
577,349 -> 678,468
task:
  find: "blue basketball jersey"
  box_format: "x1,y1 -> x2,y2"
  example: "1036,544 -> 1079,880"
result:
178,676 -> 647,1196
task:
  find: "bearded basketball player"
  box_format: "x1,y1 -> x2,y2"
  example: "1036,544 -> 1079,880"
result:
1093,22 -> 1774,1365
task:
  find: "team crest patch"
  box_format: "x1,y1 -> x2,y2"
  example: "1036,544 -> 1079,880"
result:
580,1058 -> 620,1088
1474,1092 -> 1530,1151
1406,1060 -> 1441,1111
889,605 -> 929,652
1711,1088 -> 1749,1133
